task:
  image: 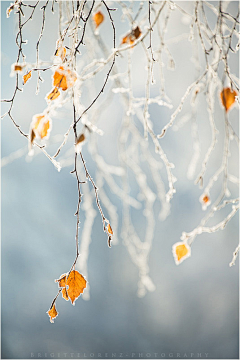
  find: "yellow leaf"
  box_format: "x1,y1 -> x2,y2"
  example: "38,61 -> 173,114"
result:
93,11 -> 104,28
47,304 -> 58,323
66,270 -> 87,305
47,87 -> 60,102
172,242 -> 191,265
23,71 -> 32,84
220,87 -> 237,112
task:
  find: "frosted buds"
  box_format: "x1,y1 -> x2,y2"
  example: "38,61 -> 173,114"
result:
199,193 -> 211,211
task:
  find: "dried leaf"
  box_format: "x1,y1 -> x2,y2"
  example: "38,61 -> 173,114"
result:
7,4 -> 15,18
14,64 -> 24,72
220,87 -> 237,112
172,242 -> 191,265
47,87 -> 60,102
93,11 -> 104,28
62,287 -> 69,301
55,274 -> 67,288
47,304 -> 58,323
53,66 -> 77,91
23,71 -> 32,84
121,26 -> 141,45
30,129 -> 36,144
107,223 -> 113,235
55,274 -> 69,301
66,270 -> 87,305
76,133 -> 85,144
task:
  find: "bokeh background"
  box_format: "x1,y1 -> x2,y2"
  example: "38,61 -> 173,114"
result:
1,1 -> 239,359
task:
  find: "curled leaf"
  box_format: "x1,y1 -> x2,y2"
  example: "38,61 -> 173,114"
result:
220,87 -> 237,112
93,11 -> 104,28
47,304 -> 58,323
7,4 -> 15,18
172,242 -> 191,265
66,270 -> 87,305
23,71 -> 32,84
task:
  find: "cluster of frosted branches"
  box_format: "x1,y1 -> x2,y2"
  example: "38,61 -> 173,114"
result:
1,0 -> 239,310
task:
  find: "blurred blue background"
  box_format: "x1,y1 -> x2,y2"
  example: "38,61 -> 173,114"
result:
1,1 -> 239,359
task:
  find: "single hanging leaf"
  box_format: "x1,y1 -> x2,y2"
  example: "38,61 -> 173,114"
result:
220,87 -> 237,112
66,270 -> 87,305
93,11 -> 104,28
172,242 -> 191,265
23,71 -> 32,84
47,304 -> 58,323
46,87 -> 60,102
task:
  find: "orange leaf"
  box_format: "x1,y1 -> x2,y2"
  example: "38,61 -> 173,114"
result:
107,223 -> 113,235
53,66 -> 77,91
47,304 -> 58,323
53,66 -> 68,91
14,64 -> 23,72
23,71 -> 32,84
220,87 -> 237,112
47,87 -> 60,101
93,11 -> 104,28
76,133 -> 85,144
62,287 -> 69,301
66,270 -> 87,305
172,242 -> 191,265
55,274 -> 67,288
